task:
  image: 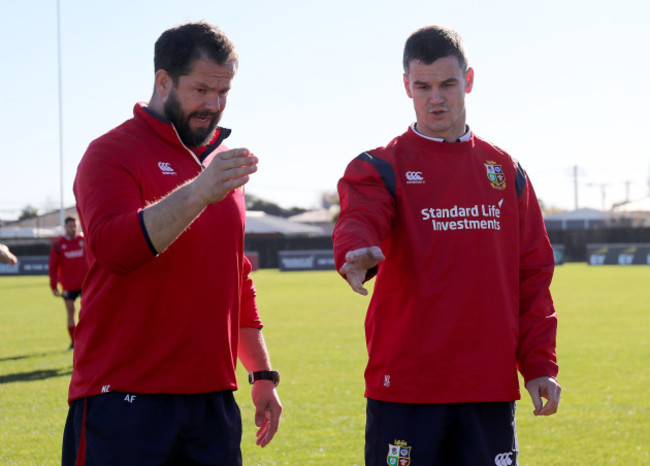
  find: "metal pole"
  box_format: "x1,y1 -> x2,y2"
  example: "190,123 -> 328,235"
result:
57,0 -> 64,228
573,165 -> 578,210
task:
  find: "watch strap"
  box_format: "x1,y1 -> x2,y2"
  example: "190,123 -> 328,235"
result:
248,370 -> 280,386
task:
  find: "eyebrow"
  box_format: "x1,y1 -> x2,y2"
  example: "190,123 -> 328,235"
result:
412,77 -> 459,86
192,80 -> 230,92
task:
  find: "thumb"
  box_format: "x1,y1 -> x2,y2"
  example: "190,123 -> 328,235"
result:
255,406 -> 266,427
528,387 -> 543,414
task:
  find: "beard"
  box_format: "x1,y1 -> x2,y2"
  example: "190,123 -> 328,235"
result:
163,89 -> 221,147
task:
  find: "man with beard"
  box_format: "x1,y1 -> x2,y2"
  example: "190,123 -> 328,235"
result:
63,22 -> 282,465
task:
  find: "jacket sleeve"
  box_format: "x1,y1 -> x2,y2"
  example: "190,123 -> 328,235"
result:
332,154 -> 396,279
239,255 -> 263,329
48,242 -> 60,290
73,141 -> 155,276
516,166 -> 559,384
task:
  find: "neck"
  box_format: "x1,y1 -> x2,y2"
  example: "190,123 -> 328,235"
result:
147,93 -> 165,119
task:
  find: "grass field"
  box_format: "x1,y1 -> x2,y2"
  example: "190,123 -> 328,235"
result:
0,264 -> 648,464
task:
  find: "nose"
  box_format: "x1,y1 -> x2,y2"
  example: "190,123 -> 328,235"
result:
429,86 -> 444,105
203,95 -> 222,113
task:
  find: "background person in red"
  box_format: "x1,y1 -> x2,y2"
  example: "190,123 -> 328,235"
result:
48,216 -> 87,350
333,25 -> 561,465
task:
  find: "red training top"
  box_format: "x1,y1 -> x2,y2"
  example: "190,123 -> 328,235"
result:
333,127 -> 558,404
48,233 -> 88,292
69,103 -> 261,403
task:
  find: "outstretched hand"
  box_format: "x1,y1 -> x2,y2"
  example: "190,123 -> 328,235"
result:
251,381 -> 282,448
525,376 -> 561,416
339,246 -> 385,295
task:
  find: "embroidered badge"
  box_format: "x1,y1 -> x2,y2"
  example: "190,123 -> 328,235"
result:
405,171 -> 425,184
387,440 -> 411,466
485,161 -> 506,190
158,161 -> 177,175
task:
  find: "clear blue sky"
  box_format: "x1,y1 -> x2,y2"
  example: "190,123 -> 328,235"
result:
1,0 -> 649,220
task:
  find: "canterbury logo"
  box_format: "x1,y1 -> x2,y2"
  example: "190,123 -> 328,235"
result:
405,171 -> 425,184
494,452 -> 514,466
158,162 -> 177,175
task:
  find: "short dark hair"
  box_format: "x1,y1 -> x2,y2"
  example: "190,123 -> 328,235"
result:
64,216 -> 76,224
154,22 -> 238,84
403,25 -> 468,74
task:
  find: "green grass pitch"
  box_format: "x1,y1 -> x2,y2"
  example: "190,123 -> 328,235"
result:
0,264 -> 648,464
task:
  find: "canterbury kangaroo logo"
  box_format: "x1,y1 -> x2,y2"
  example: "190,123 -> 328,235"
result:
158,162 -> 177,175
405,171 -> 425,184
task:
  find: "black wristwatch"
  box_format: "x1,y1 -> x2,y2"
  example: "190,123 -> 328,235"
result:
248,370 -> 280,386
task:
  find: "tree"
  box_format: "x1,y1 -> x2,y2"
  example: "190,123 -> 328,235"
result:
18,205 -> 38,221
245,194 -> 307,218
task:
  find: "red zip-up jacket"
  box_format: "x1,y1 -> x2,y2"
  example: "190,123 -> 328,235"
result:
333,127 -> 558,404
69,103 -> 261,403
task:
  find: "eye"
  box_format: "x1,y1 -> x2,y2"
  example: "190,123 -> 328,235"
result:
196,88 -> 207,95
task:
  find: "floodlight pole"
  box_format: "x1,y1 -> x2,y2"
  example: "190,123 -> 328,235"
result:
57,0 -> 64,228
573,165 -> 579,210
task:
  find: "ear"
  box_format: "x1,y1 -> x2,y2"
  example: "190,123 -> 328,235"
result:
403,73 -> 413,98
154,70 -> 173,98
464,67 -> 475,94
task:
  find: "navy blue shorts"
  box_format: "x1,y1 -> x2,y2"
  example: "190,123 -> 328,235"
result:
62,391 -> 242,466
61,289 -> 82,301
365,399 -> 518,466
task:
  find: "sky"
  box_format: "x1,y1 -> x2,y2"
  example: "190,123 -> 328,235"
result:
1,0 -> 649,221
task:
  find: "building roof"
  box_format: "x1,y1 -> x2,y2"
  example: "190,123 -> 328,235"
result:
245,211 -> 325,236
544,208 -> 606,220
1,208 -> 326,239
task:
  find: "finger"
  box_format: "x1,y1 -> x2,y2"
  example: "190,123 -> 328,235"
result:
538,387 -> 560,416
538,399 -> 558,416
213,156 -> 258,174
257,408 -> 280,447
255,412 -> 269,445
367,246 -> 386,262
256,413 -> 271,447
345,249 -> 362,263
340,268 -> 368,295
346,272 -> 368,296
345,248 -> 385,269
219,175 -> 252,194
217,147 -> 252,159
529,390 -> 543,415
224,163 -> 258,179
254,404 -> 265,428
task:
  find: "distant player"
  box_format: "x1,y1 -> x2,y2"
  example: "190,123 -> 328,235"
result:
0,243 -> 18,265
333,25 -> 561,465
48,216 -> 88,350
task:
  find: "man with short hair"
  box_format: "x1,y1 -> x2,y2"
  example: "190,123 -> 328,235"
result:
333,25 -> 560,465
48,216 -> 87,350
63,22 -> 282,465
